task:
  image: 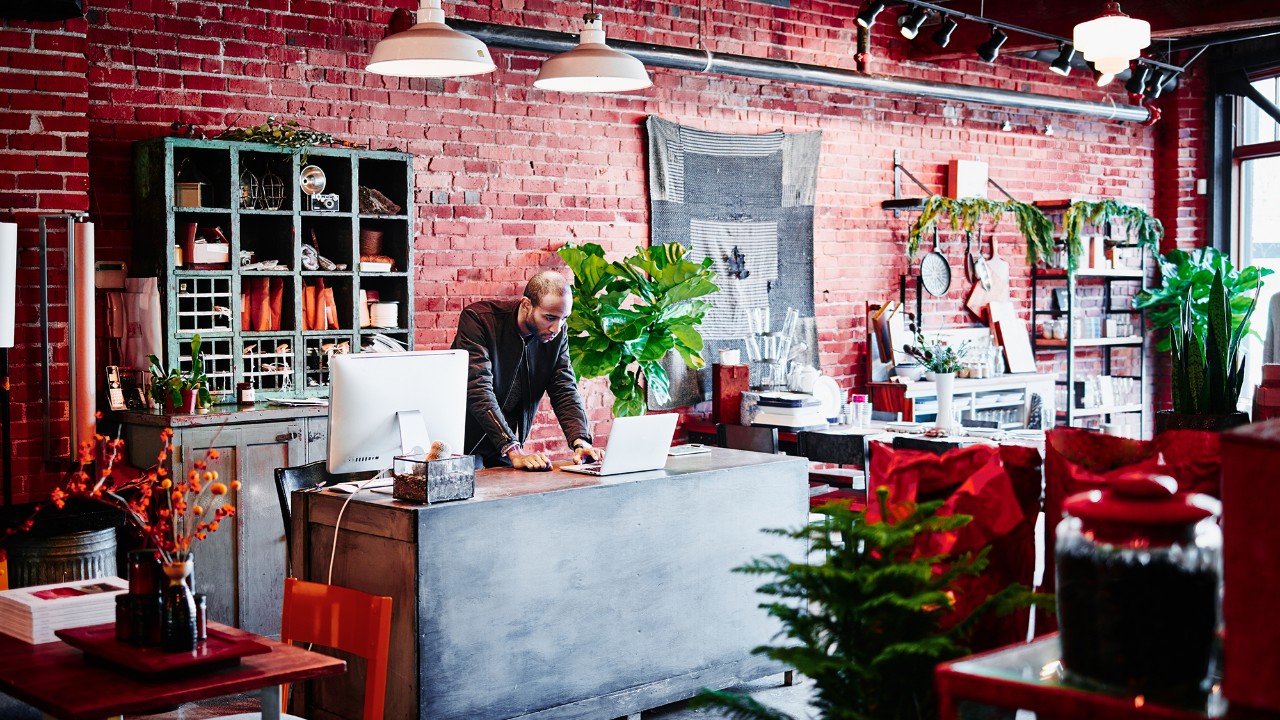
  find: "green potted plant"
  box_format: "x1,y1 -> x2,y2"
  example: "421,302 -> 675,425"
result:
1133,248 -> 1271,432
902,329 -> 970,432
557,242 -> 719,417
147,334 -> 213,413
908,195 -> 1054,269
1062,199 -> 1163,267
692,488 -> 1049,720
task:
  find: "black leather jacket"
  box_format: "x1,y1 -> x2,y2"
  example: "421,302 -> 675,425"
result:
450,299 -> 592,467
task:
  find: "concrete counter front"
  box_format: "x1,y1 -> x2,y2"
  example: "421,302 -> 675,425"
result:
291,448 -> 808,719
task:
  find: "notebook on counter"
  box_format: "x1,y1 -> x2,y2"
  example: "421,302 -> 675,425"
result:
561,414 -> 679,477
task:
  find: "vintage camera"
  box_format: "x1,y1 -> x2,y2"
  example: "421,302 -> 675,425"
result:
311,193 -> 340,212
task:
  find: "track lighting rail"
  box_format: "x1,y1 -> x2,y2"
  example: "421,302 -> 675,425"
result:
455,20 -> 1152,123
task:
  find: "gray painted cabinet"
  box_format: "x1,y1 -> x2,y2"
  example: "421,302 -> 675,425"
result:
119,405 -> 328,637
293,448 -> 808,720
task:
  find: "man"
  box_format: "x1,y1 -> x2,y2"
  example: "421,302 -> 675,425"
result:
451,271 -> 605,470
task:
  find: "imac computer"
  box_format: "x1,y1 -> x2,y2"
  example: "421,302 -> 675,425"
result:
327,350 -> 467,474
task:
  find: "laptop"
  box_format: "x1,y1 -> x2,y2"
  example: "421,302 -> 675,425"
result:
561,413 -> 680,476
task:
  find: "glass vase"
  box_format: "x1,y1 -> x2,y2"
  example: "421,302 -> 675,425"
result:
160,558 -> 198,652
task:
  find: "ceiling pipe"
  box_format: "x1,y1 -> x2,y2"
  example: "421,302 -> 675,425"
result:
453,20 -> 1152,124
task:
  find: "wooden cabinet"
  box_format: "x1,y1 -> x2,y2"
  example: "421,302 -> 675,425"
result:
118,405 -> 328,637
132,137 -> 415,402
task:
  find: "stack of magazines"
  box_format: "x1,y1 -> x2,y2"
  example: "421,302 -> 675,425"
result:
0,576 -> 127,644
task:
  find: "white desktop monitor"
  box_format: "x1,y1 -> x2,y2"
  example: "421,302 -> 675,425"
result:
327,350 -> 467,474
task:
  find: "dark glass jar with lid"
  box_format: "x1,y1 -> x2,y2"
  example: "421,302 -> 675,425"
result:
1056,471 -> 1221,700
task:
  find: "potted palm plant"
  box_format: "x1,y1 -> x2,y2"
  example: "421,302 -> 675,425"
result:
557,242 -> 718,417
147,335 -> 213,413
1134,248 -> 1271,432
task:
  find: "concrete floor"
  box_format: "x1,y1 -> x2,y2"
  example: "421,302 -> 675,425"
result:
0,672 -> 818,719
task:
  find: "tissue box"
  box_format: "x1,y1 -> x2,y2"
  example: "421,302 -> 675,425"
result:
393,453 -> 475,504
185,242 -> 229,265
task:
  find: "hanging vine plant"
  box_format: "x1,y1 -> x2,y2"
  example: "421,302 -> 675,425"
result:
1063,199 -> 1164,260
907,195 -> 1055,269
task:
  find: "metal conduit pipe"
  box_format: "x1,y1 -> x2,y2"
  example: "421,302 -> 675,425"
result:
454,20 -> 1152,124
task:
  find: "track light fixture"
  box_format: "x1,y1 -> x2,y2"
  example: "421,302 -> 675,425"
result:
976,26 -> 1008,63
931,14 -> 958,48
1050,43 -> 1076,76
1125,63 -> 1150,96
856,0 -> 887,29
900,6 -> 929,40
1146,69 -> 1175,99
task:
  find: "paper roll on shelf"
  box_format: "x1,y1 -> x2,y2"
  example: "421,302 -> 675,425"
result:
0,222 -> 15,348
72,221 -> 95,452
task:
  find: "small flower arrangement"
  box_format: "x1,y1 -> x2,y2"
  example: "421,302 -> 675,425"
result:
10,417 -> 238,565
902,329 -> 970,375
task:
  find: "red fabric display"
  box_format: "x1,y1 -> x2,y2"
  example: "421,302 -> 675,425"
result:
1040,427 -> 1223,631
867,442 -> 1042,651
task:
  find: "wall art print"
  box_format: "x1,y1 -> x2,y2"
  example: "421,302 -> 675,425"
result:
645,116 -> 821,410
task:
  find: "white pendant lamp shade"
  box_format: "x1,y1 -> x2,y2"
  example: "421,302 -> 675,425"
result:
367,0 -> 496,78
534,13 -> 652,93
1073,2 -> 1150,79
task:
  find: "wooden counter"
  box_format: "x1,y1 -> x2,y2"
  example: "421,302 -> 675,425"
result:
292,448 -> 808,720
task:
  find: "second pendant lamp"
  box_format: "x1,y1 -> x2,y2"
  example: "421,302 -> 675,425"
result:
535,13 -> 652,93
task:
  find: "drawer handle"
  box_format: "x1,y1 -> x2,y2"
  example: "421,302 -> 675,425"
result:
276,430 -> 302,442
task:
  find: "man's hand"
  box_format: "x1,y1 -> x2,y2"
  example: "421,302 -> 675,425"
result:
509,449 -> 552,471
573,443 -> 604,464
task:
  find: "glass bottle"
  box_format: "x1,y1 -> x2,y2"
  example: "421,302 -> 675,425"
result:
160,558 -> 198,652
1056,471 -> 1221,702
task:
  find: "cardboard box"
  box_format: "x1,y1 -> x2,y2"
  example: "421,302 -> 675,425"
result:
174,182 -> 204,207
184,241 -> 229,265
947,159 -> 988,199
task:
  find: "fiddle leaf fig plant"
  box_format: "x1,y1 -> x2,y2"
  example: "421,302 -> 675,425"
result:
558,242 -> 719,417
147,334 -> 213,410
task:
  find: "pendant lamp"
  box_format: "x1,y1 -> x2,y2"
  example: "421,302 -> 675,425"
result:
534,13 -> 652,93
1073,2 -> 1150,79
367,0 -> 496,78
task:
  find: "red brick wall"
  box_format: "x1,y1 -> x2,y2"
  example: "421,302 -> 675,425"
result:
2,0 -> 1209,501
0,15 -> 90,502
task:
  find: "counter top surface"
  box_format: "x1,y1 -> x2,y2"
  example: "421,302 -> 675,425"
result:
315,447 -> 805,509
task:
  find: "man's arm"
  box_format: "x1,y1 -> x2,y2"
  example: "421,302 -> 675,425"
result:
453,308 -> 520,455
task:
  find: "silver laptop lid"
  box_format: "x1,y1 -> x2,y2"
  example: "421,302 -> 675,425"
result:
596,414 -> 680,475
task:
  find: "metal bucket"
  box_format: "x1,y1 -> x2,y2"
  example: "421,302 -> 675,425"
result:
7,527 -> 118,588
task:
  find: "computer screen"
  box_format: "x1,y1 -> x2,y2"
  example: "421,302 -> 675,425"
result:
327,350 -> 467,474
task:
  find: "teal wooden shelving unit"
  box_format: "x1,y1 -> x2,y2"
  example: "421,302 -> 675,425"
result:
133,137 -> 415,402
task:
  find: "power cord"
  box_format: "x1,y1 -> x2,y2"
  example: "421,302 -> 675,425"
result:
324,469 -> 390,587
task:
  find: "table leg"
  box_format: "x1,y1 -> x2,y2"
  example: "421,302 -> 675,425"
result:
261,684 -> 282,720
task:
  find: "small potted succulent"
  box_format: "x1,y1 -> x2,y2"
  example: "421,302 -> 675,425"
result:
903,330 -> 970,431
147,335 -> 213,413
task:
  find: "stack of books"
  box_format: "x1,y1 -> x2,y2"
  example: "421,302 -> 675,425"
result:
751,391 -> 830,430
0,576 -> 127,644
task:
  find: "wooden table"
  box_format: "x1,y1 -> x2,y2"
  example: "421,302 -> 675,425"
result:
0,622 -> 345,720
936,634 -> 1224,720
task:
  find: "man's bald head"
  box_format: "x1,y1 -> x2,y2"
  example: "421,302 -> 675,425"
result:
523,271 -> 571,308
